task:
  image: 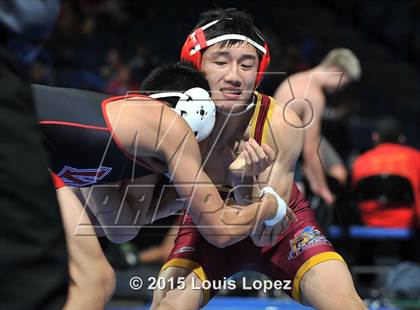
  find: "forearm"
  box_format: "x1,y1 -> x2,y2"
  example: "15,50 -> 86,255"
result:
303,149 -> 330,194
228,173 -> 256,205
166,136 -> 278,247
144,200 -> 185,223
192,194 -> 276,247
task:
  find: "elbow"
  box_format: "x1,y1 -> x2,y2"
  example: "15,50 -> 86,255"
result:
205,236 -> 231,248
201,227 -> 233,248
107,235 -> 134,244
105,227 -> 140,244
195,214 -> 246,248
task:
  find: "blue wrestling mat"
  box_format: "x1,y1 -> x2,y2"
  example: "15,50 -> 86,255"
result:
107,298 -> 311,310
203,297 -> 313,309
107,297 -> 400,310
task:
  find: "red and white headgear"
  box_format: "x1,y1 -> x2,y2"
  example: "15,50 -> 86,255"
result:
180,19 -> 270,87
150,87 -> 216,142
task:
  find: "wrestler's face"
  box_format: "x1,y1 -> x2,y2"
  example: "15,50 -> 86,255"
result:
201,43 -> 258,112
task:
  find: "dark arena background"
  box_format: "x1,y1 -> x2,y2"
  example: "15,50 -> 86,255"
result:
1,0 -> 419,309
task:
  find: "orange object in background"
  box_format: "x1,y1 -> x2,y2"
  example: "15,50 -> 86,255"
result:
352,143 -> 420,228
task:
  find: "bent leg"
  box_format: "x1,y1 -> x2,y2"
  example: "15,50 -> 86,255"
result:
150,267 -> 204,310
300,260 -> 366,310
57,186 -> 116,309
150,215 -> 236,310
262,219 -> 365,310
79,185 -> 141,244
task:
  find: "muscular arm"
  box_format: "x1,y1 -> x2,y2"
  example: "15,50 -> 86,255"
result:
229,174 -> 255,205
275,76 -> 334,203
159,113 -> 276,248
228,103 -> 303,206
233,104 -> 302,246
256,106 -> 303,203
302,93 -> 334,203
109,99 -> 277,248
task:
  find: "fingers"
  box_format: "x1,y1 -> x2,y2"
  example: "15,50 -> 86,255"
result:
248,139 -> 267,160
260,225 -> 274,246
245,142 -> 260,175
263,207 -> 296,246
261,143 -> 276,164
251,220 -> 265,245
238,138 -> 275,177
243,148 -> 251,171
269,218 -> 287,245
247,139 -> 272,174
248,139 -> 267,168
243,143 -> 256,176
253,220 -> 287,247
252,224 -> 272,247
286,207 -> 297,223
268,214 -> 290,245
255,221 -> 287,247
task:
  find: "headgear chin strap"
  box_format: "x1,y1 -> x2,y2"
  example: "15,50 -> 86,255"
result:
181,19 -> 270,87
150,87 -> 216,142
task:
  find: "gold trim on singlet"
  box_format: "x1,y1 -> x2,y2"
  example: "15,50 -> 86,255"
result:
160,258 -> 210,305
261,96 -> 275,144
250,92 -> 263,140
292,251 -> 346,302
250,92 -> 276,145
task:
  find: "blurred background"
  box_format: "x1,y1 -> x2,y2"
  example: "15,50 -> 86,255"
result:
19,0 -> 420,309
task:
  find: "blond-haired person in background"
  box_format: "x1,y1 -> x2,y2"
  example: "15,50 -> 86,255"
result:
274,48 -> 361,204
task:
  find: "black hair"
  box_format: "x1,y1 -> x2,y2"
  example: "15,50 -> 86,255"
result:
374,117 -> 403,143
141,61 -> 209,94
140,61 -> 210,107
195,8 -> 265,59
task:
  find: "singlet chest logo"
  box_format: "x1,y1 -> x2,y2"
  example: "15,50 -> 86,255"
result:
57,165 -> 112,187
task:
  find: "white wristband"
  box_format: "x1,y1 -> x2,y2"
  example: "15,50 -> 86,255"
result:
260,187 -> 287,226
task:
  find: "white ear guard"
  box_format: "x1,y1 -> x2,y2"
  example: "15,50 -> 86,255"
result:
150,87 -> 216,142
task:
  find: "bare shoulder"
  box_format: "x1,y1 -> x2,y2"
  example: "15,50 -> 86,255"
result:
275,71 -> 308,91
105,96 -> 167,130
105,96 -> 190,156
271,98 -> 303,132
266,98 -> 304,155
274,71 -> 323,115
306,86 -> 326,109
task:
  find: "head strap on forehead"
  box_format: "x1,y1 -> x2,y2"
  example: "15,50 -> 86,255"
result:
181,18 -> 271,87
190,34 -> 267,55
189,19 -> 267,56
